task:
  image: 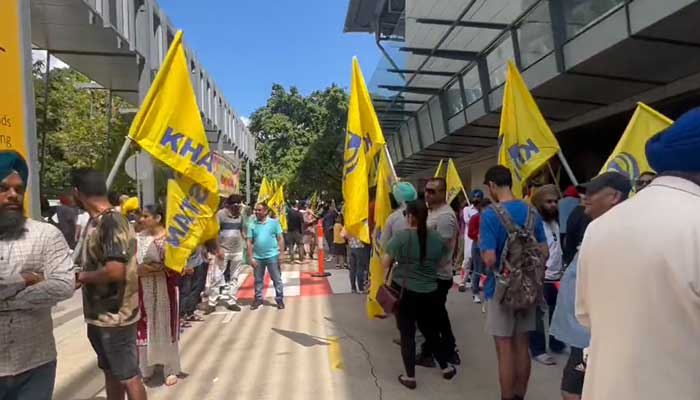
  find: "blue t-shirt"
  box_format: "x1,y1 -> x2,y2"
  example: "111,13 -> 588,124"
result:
479,200 -> 546,299
247,218 -> 283,260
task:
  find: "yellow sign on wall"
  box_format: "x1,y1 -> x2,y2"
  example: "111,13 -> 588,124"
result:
0,1 -> 28,157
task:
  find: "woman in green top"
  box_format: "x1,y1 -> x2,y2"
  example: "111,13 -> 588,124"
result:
382,200 -> 457,389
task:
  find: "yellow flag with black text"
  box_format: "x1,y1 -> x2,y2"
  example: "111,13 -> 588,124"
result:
367,150 -> 393,318
498,61 -> 561,198
343,57 -> 386,243
446,159 -> 464,204
599,102 -> 672,179
257,177 -> 273,204
127,31 -> 217,194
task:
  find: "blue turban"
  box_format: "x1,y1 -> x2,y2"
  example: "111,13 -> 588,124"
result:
0,151 -> 28,183
646,108 -> 700,173
392,181 -> 417,203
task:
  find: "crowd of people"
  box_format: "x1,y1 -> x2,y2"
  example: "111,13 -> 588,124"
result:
1,108 -> 700,400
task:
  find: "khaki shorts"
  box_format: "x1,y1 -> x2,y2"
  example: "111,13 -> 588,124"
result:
485,300 -> 536,337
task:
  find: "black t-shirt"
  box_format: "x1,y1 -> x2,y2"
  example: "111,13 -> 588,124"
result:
287,209 -> 304,234
563,205 -> 592,266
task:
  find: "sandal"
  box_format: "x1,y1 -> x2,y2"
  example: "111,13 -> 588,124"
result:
442,365 -> 457,380
186,314 -> 205,322
398,374 -> 416,389
164,374 -> 178,386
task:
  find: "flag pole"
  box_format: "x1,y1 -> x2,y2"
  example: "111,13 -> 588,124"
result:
557,150 -> 579,186
383,145 -> 398,182
546,161 -> 564,197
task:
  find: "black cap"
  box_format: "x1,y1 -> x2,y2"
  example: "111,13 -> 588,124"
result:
577,171 -> 631,195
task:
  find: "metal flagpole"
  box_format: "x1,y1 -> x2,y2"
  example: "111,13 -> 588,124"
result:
383,145 -> 398,182
557,150 -> 579,186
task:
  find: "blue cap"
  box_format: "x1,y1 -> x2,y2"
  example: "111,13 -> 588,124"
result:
392,181 -> 417,203
0,151 -> 28,183
470,189 -> 484,199
646,107 -> 700,173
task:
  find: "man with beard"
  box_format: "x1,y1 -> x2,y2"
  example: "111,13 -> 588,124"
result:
72,168 -> 146,400
529,184 -> 565,366
0,151 -> 74,400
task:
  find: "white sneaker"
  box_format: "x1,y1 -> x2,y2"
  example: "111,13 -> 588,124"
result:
472,295 -> 482,304
481,303 -> 486,313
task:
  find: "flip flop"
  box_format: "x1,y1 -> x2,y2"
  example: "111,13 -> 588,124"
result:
398,375 -> 416,389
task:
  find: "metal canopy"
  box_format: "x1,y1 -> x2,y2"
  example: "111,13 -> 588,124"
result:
415,18 -> 509,30
378,85 -> 442,95
399,47 -> 479,61
387,68 -> 456,77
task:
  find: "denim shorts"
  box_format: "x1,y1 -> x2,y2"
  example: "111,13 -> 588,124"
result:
87,323 -> 139,381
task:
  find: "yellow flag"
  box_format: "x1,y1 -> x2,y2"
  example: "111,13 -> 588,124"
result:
367,150 -> 394,318
164,176 -> 219,273
267,184 -> 287,231
434,159 -> 444,177
343,57 -> 386,243
498,61 -> 561,198
446,159 -> 464,204
599,102 -> 672,179
257,177 -> 272,204
127,31 -> 217,194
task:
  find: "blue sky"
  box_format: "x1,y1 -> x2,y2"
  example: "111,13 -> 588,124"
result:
158,0 -> 381,121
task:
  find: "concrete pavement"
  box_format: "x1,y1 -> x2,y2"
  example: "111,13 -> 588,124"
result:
51,259 -> 564,400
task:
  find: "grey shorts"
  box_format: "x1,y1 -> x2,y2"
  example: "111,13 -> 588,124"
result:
485,300 -> 536,337
87,324 -> 139,381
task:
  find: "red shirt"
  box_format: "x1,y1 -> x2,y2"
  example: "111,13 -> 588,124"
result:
467,212 -> 481,241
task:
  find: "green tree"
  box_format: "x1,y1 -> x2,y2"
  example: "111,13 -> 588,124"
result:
33,62 -> 135,197
249,84 -> 347,201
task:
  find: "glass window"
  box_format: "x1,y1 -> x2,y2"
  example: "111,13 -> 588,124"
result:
563,0 -> 625,39
462,67 -> 482,106
518,1 -> 554,68
444,81 -> 464,117
487,36 -> 514,89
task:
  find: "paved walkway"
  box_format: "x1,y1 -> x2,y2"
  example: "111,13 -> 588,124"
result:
51,258 -> 564,400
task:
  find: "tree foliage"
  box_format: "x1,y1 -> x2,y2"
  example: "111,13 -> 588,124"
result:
33,62 -> 135,197
249,84 -> 347,200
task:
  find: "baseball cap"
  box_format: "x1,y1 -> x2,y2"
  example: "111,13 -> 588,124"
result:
470,189 -> 484,199
576,171 -> 631,195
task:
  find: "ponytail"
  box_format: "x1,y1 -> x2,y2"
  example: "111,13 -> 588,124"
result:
405,200 -> 429,261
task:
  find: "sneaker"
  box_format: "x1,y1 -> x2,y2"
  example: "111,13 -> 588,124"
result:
472,295 -> 482,304
415,353 -> 436,368
251,300 -> 263,310
442,365 -> 457,380
448,349 -> 461,366
481,303 -> 486,313
203,305 -> 216,315
226,302 -> 242,312
458,285 -> 467,293
276,300 -> 285,310
533,353 -> 556,366
465,281 -> 472,289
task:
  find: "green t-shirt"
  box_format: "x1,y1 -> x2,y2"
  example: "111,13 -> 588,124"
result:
385,229 -> 444,293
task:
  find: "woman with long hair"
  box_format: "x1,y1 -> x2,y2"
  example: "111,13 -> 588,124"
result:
136,204 -> 181,386
382,200 -> 457,389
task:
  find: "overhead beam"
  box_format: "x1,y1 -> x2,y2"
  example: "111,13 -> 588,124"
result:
377,110 -> 415,115
415,18 -> 509,30
387,68 -> 456,77
372,98 -> 425,105
378,84 -> 441,95
399,47 -> 479,61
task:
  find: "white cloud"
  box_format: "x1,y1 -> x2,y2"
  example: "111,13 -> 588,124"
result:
240,116 -> 250,127
31,50 -> 69,71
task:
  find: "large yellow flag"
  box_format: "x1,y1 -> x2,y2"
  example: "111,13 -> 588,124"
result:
268,184 -> 288,231
128,31 -> 217,194
257,177 -> 272,204
498,61 -> 561,197
367,150 -> 394,318
343,57 -> 386,243
599,102 -> 672,179
164,175 -> 219,273
446,158 -> 465,204
434,159 -> 444,177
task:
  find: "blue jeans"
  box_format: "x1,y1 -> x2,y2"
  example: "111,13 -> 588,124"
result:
471,244 -> 484,295
349,246 -> 370,292
0,360 -> 56,400
254,257 -> 284,302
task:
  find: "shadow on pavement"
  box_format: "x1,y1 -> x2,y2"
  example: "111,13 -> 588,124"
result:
271,327 -> 330,347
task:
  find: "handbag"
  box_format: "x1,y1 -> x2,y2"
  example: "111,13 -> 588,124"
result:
376,235 -> 410,315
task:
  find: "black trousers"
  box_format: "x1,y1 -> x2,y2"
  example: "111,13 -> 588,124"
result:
420,278 -> 456,357
180,262 -> 208,316
393,283 -> 449,377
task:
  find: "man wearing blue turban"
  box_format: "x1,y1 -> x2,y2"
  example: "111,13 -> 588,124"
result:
0,150 -> 74,399
575,108 -> 700,400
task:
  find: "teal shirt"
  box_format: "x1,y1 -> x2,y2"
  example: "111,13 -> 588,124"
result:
385,229 -> 445,293
247,218 -> 283,260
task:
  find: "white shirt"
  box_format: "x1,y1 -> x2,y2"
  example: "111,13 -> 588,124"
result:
76,211 -> 89,230
462,205 -> 479,260
543,220 -> 563,281
576,176 -> 700,400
